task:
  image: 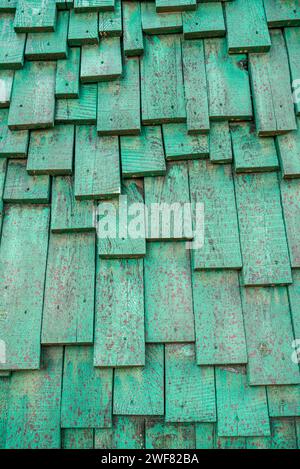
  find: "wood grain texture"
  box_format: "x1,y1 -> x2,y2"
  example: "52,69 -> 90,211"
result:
0,205 -> 49,370
165,344 -> 216,423
56,47 -> 81,98
0,14 -> 25,69
8,61 -> 56,130
195,424 -> 215,449
99,0 -> 122,36
0,109 -> 29,157
141,35 -> 186,124
62,429 -> 94,449
284,27 -> 300,115
144,241 -> 195,342
74,0 -> 115,11
189,160 -> 242,269
55,84 -> 97,124
14,0 -> 57,32
0,377 -> 9,448
241,286 -> 300,385
0,70 -> 14,108
163,123 -> 209,161
123,2 -> 143,56
183,2 -> 225,39
68,10 -> 98,45
276,118 -> 300,178
268,386 -> 300,417
192,270 -> 247,365
216,366 -> 270,437
42,232 -> 95,345
61,345 -> 113,428
0,158 -> 6,231
0,0 -> 17,12
146,418 -> 196,449
81,38 -> 122,82
3,160 -> 50,203
113,344 -> 164,415
288,269 -> 300,341
209,121 -> 232,163
112,416 -> 144,449
75,125 -> 120,199
235,172 -> 292,286
156,0 -> 196,13
94,257 -> 145,367
141,2 -> 182,34
264,0 -> 300,27
280,178 -> 300,268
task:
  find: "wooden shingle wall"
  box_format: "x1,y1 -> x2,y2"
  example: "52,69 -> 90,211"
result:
0,0 -> 300,450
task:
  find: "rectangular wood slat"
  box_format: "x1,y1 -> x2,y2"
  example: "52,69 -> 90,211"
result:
55,84 -> 97,124
0,14 -> 25,69
241,286 -> 300,385
14,0 -> 57,32
146,418 -> 196,449
8,61 -> 56,130
141,2 -> 183,35
61,346 -> 113,428
0,0 -> 17,11
5,347 -> 63,449
225,0 -> 271,53
75,125 -> 120,199
56,48 -> 81,99
123,2 -> 143,56
0,377 -> 9,448
99,0 -> 122,37
81,38 -> 122,82
189,160 -> 242,269
68,10 -> 98,45
94,257 -> 145,367
0,205 -> 49,370
209,121 -> 232,163
276,118 -> 300,178
51,176 -> 95,233
216,366 -> 270,437
112,416 -> 145,449
62,429 -> 94,449
195,424 -> 215,450
288,269 -> 300,341
0,158 -> 6,231
162,123 -> 209,160
41,232 -> 95,345
97,58 -> 140,135
3,160 -> 50,204
249,30 -> 297,136
74,0 -> 115,11
182,39 -> 209,134
156,0 -> 196,13
192,270 -> 247,365
183,2 -> 225,39
97,179 -> 146,258
234,172 -> 292,286
165,344 -> 216,423
144,241 -> 195,343
284,27 -> 300,116
0,70 -> 14,108
268,385 -> 300,417
264,0 -> 300,27
27,124 -> 74,175
141,35 -> 186,125
113,344 -> 164,415
0,109 -> 29,158
280,178 -> 300,268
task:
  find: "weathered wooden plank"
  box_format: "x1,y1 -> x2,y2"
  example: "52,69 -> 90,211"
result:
5,347 -> 63,449
0,158 -> 6,231
141,35 -> 186,125
3,160 -> 50,204
0,109 -> 29,158
0,377 -> 9,448
94,257 -> 145,366
61,346 -> 112,428
97,58 -> 140,135
141,2 -> 182,34
144,162 -> 192,240
183,2 -> 225,39
156,0 -> 196,13
81,38 -> 122,82
217,436 -> 246,449
42,233 -> 95,345
234,172 -> 292,286
146,418 -> 195,449
205,37 -> 252,120
264,0 -> 300,27
25,11 -> 69,61
55,84 -> 97,124
74,0 -> 114,11
144,241 -> 195,342
276,118 -> 300,178
280,179 -> 300,268
8,61 -> 56,130
195,424 -> 215,449
163,123 -> 209,160
113,416 -> 145,449
231,122 -> 278,173
189,160 -> 242,269
27,125 -> 74,175
0,0 -> 17,11
75,125 -> 120,199
182,39 -> 209,134
68,10 -> 98,45
94,429 -> 113,449
165,344 -> 216,423
241,285 -> 300,385
288,269 -> 300,341
123,2 -> 143,56
97,179 -> 146,258
121,126 -> 166,178
284,27 -> 300,116
216,366 -> 270,437
249,30 -> 297,136
99,0 -> 122,37
209,121 -> 232,163
51,176 -> 95,233
113,344 -> 163,414
192,270 -> 247,365
0,70 -> 14,108
14,0 -> 57,32
225,0 -> 270,53
62,429 -> 94,449
56,47 -> 80,98
268,386 -> 300,417
0,14 -> 25,69
270,418 -> 298,449
0,205 -> 49,370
